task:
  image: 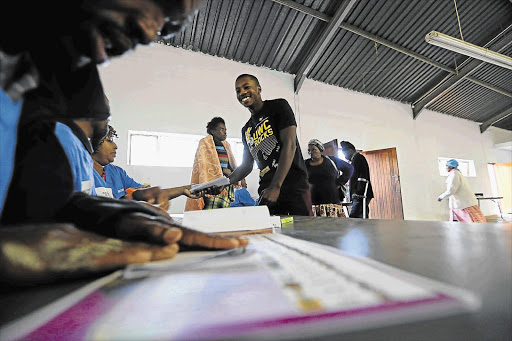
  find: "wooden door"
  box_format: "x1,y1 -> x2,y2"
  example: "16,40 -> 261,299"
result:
361,147 -> 404,219
493,162 -> 512,213
323,139 -> 338,157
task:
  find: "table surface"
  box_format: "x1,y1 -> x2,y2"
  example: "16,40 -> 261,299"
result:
1,217 -> 511,341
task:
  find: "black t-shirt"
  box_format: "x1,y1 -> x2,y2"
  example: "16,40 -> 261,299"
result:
241,99 -> 308,192
305,156 -> 340,205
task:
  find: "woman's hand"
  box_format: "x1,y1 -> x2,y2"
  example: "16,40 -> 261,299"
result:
182,186 -> 205,199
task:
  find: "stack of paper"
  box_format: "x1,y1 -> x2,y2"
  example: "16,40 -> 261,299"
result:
190,176 -> 230,194
182,205 -> 280,233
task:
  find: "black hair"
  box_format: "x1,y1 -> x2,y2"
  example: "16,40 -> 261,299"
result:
206,117 -> 225,135
93,125 -> 118,153
236,74 -> 260,86
340,141 -> 355,151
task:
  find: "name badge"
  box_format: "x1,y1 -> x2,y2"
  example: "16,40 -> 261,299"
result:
96,187 -> 114,198
81,180 -> 92,195
260,166 -> 270,177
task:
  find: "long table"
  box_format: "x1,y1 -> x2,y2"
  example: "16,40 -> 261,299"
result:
1,217 -> 511,340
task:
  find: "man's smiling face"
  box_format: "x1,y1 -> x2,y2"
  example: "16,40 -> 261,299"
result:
235,76 -> 262,109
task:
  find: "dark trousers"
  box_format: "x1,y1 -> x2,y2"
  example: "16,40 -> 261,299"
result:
349,198 -> 371,218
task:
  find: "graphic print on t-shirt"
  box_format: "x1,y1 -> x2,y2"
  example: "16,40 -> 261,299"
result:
245,117 -> 280,167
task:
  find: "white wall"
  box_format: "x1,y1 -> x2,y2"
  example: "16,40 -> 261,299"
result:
98,44 -> 512,219
487,127 -> 512,164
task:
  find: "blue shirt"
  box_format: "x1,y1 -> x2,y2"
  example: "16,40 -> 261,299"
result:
230,187 -> 257,207
55,122 -> 96,195
94,164 -> 143,199
0,89 -> 23,216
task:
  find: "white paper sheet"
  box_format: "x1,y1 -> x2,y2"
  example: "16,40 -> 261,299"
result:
190,176 -> 230,194
182,205 -> 280,233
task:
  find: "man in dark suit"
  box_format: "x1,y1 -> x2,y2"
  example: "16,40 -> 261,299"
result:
340,141 -> 374,218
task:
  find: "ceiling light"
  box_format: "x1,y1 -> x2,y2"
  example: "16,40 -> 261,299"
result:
425,31 -> 512,70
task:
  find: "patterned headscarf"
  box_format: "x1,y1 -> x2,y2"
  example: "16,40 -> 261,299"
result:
308,139 -> 325,152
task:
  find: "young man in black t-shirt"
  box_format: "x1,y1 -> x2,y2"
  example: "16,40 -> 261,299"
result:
229,74 -> 312,216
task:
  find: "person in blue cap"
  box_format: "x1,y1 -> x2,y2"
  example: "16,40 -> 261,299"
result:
437,159 -> 486,222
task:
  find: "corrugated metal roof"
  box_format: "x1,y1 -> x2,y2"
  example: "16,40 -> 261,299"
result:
162,0 -> 512,132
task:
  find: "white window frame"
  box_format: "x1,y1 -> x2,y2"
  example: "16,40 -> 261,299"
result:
438,157 -> 476,177
128,130 -> 249,168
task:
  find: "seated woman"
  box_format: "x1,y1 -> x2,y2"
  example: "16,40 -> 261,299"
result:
305,139 -> 354,217
92,125 -> 200,211
185,117 -> 239,211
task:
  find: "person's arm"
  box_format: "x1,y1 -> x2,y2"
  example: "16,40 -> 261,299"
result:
130,185 -> 204,211
353,155 -> 371,197
438,172 -> 460,201
261,125 -> 297,203
333,156 -> 354,186
0,223 -> 181,287
130,186 -> 169,210
229,145 -> 254,184
58,192 -> 248,247
162,185 -> 203,200
119,166 -> 144,189
0,211 -> 250,287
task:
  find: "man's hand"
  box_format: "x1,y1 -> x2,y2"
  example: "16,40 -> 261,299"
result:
139,201 -> 172,217
222,168 -> 232,177
0,223 -> 180,287
0,214 -> 249,287
114,212 -> 248,250
179,226 -> 249,250
259,184 -> 281,205
437,197 -> 443,202
132,187 -> 170,211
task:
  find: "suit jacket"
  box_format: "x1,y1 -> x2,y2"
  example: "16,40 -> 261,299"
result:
349,152 -> 374,200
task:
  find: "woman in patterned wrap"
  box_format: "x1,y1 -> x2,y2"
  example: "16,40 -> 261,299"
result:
185,117 -> 238,211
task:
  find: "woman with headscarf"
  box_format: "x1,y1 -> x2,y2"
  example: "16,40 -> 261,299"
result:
185,117 -> 238,211
305,139 -> 354,217
437,159 -> 486,222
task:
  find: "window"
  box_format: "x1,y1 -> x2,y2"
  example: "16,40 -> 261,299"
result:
128,131 -> 249,168
438,157 -> 476,177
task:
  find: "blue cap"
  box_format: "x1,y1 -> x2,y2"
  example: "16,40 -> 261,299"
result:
446,159 -> 459,168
